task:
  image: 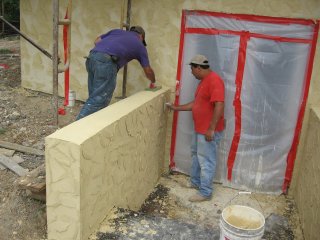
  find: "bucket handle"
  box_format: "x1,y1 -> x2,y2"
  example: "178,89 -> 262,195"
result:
223,191 -> 265,216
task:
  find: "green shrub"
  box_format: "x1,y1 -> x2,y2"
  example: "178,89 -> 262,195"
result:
2,0 -> 19,22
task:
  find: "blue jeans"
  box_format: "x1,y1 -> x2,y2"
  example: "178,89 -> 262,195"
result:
77,51 -> 118,120
190,131 -> 222,198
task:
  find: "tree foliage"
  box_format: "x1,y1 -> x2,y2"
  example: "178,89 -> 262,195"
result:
2,0 -> 19,22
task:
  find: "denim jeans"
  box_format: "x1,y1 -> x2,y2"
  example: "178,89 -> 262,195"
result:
77,51 -> 118,120
190,131 -> 222,198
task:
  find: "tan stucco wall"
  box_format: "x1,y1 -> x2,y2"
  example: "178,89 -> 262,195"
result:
20,0 -> 320,100
20,0 -> 320,143
46,88 -> 170,240
290,107 -> 320,240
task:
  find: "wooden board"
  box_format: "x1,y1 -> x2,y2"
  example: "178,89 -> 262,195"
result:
18,163 -> 46,192
0,140 -> 44,156
0,154 -> 28,176
0,155 -> 24,170
0,148 -> 15,156
0,148 -> 15,169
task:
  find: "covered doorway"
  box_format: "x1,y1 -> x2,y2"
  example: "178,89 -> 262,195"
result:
170,10 -> 319,193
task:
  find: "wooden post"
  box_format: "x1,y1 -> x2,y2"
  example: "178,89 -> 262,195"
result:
117,0 -> 131,99
52,0 -> 59,126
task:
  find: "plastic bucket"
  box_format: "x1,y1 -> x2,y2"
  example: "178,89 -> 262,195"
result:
68,90 -> 76,107
220,205 -> 265,240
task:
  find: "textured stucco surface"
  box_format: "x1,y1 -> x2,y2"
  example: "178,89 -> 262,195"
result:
291,107 -> 320,240
20,0 -> 320,160
46,88 -> 170,240
20,0 -> 320,101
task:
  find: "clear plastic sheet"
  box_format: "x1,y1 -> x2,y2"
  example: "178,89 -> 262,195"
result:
173,12 -> 314,193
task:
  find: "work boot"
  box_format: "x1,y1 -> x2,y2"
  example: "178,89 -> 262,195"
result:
188,193 -> 211,202
180,181 -> 198,189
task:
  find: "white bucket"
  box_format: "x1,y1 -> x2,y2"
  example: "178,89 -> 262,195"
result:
220,205 -> 265,240
68,90 -> 76,107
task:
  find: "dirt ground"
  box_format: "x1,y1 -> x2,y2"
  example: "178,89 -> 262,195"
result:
0,36 -> 81,240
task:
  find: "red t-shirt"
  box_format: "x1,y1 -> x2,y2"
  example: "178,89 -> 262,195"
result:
192,71 -> 225,134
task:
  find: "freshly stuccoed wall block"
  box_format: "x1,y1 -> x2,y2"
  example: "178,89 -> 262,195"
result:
292,107 -> 320,240
46,88 -> 170,240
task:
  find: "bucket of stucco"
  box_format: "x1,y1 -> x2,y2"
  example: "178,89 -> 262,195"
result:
219,205 -> 265,240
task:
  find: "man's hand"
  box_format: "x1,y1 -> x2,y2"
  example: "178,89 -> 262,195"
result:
165,102 -> 175,111
165,101 -> 194,112
205,129 -> 215,142
149,82 -> 156,89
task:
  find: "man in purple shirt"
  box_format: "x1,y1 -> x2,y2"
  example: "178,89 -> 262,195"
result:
77,26 -> 156,120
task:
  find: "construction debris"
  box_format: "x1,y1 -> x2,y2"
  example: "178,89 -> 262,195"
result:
0,140 -> 44,156
0,154 -> 28,176
18,163 -> 46,202
0,148 -> 16,170
0,154 -> 24,170
0,147 -> 15,156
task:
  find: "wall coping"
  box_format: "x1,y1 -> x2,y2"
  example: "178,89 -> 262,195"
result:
47,87 -> 169,144
311,106 -> 320,119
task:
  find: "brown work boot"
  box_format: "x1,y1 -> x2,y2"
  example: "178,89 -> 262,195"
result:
180,181 -> 198,189
188,193 -> 210,202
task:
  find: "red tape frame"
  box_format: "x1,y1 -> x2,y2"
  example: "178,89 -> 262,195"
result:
172,10 -> 319,192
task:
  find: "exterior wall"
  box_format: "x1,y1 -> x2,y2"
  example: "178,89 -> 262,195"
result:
20,0 -> 320,101
20,0 -> 122,100
46,88 -> 170,240
291,107 -> 320,240
20,1 -> 320,154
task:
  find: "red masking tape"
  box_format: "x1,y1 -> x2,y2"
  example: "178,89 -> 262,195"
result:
282,21 -> 320,193
227,32 -> 249,181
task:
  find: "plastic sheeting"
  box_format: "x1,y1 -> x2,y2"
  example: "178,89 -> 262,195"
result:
172,11 -> 319,193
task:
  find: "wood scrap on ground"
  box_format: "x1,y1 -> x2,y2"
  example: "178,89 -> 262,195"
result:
0,140 -> 44,156
18,163 -> 46,202
0,148 -> 16,170
0,154 -> 28,176
0,141 -> 46,201
0,147 -> 15,156
0,154 -> 24,170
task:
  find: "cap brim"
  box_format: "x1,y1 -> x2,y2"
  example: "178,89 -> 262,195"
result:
189,62 -> 209,66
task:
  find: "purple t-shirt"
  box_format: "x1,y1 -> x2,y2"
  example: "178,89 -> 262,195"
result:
92,29 -> 150,69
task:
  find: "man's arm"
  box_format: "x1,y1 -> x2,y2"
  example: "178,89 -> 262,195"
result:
205,101 -> 224,141
167,101 -> 194,111
143,66 -> 156,83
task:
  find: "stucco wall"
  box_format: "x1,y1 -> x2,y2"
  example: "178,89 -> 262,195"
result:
20,0 -> 320,100
45,88 -> 170,240
291,107 -> 320,240
20,0 -> 320,149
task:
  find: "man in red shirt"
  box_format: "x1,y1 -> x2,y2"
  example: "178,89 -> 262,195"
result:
167,54 -> 225,202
